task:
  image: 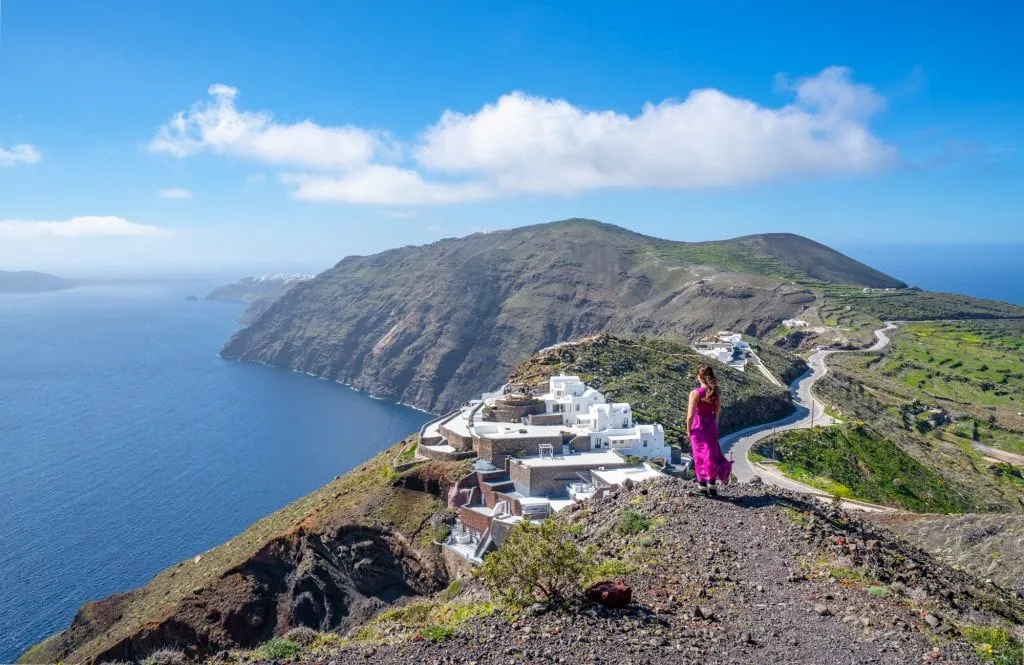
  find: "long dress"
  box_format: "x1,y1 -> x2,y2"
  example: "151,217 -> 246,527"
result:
690,385 -> 732,484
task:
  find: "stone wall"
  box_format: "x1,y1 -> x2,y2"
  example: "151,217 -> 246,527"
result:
528,413 -> 565,426
438,423 -> 475,451
442,545 -> 475,577
458,506 -> 492,535
475,434 -> 564,467
492,401 -> 547,422
419,445 -> 476,462
509,459 -> 629,497
569,433 -> 593,452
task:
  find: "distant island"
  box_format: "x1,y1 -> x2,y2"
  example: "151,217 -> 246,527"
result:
206,272 -> 314,323
0,271 -> 74,294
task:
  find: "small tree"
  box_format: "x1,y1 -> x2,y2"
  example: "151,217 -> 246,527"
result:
475,519 -> 592,607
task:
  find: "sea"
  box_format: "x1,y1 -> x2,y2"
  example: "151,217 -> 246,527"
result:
843,244 -> 1024,307
0,282 -> 431,662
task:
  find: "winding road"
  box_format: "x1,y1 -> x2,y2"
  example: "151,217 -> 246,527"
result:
721,322 -> 899,512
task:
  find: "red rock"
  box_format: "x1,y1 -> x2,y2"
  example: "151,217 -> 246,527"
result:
584,581 -> 632,608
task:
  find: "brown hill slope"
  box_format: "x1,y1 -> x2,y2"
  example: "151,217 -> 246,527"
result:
221,219 -> 894,411
20,445 -> 463,665
237,481 -> 1024,665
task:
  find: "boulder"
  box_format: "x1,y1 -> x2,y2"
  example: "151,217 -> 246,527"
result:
584,581 -> 632,608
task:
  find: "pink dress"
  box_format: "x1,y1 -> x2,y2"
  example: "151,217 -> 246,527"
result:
690,386 -> 732,484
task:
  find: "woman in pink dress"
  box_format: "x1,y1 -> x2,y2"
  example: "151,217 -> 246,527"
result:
687,365 -> 732,497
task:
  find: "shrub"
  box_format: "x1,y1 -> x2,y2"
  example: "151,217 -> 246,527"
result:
587,558 -> 637,584
961,625 -> 1024,665
419,625 -> 455,642
615,510 -> 651,535
438,578 -> 464,601
284,626 -> 318,646
430,522 -> 451,544
141,650 -> 187,665
475,519 -> 593,607
258,638 -> 303,660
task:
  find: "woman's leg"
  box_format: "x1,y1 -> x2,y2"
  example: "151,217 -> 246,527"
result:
690,436 -> 711,493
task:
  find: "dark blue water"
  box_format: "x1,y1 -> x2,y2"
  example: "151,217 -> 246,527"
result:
0,282 -> 430,662
843,244 -> 1024,307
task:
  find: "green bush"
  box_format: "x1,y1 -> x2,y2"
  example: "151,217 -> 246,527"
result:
615,509 -> 651,535
140,650 -> 186,665
430,522 -> 451,543
419,625 -> 454,642
587,558 -> 637,583
258,638 -> 303,660
475,519 -> 593,607
962,625 -> 1024,665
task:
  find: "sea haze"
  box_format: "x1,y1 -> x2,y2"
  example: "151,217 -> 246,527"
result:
0,282 -> 430,662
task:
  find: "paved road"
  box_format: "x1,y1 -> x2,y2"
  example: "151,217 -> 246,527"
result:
721,323 -> 898,510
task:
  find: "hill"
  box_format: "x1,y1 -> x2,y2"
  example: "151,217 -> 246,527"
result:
0,270 -> 73,293
757,320 -> 1024,513
206,273 -> 313,324
220,219 -> 898,412
508,334 -> 802,447
28,452 -> 1024,665
25,469 -> 1024,659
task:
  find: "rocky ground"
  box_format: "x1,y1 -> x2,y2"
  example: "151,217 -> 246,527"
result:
243,479 -> 1024,665
869,512 -> 1024,595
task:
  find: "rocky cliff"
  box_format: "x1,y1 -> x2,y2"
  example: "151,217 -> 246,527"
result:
21,448 -> 463,664
221,219 -> 895,412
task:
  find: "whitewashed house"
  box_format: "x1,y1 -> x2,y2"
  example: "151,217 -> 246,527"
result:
540,375 -> 606,425
694,332 -> 752,370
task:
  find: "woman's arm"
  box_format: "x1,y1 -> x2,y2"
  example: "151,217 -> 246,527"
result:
686,390 -> 696,433
715,397 -> 721,420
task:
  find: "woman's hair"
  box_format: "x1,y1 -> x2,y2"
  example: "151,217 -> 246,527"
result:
697,364 -> 719,404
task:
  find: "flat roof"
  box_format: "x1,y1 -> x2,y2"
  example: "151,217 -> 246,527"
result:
473,423 -> 568,440
512,449 -> 626,468
592,466 -> 666,485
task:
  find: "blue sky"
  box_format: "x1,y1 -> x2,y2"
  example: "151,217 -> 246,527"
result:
0,1 -> 1021,275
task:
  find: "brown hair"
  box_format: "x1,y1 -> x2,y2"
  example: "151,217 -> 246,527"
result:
697,364 -> 719,404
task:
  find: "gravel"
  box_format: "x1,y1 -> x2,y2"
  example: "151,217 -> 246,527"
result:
277,479 -> 1024,665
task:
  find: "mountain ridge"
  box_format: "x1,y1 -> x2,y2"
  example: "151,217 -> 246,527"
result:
220,219 -> 903,412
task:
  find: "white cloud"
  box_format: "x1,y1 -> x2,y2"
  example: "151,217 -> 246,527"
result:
0,144 -> 42,167
152,67 -> 896,205
282,166 -> 494,205
380,209 -> 418,220
0,216 -> 171,239
149,84 -> 383,169
246,172 -> 267,186
158,187 -> 194,199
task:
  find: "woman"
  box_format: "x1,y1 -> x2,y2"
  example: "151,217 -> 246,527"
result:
687,364 -> 732,496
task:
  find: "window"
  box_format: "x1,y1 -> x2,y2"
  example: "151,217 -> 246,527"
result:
576,404 -> 580,412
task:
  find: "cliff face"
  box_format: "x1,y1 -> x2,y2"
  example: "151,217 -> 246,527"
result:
221,220 -> 888,412
26,331 -> 809,664
22,449 -> 461,665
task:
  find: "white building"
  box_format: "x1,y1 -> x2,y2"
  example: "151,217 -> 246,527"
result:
783,319 -> 809,328
535,375 -> 671,461
694,332 -> 752,370
540,375 -> 608,426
